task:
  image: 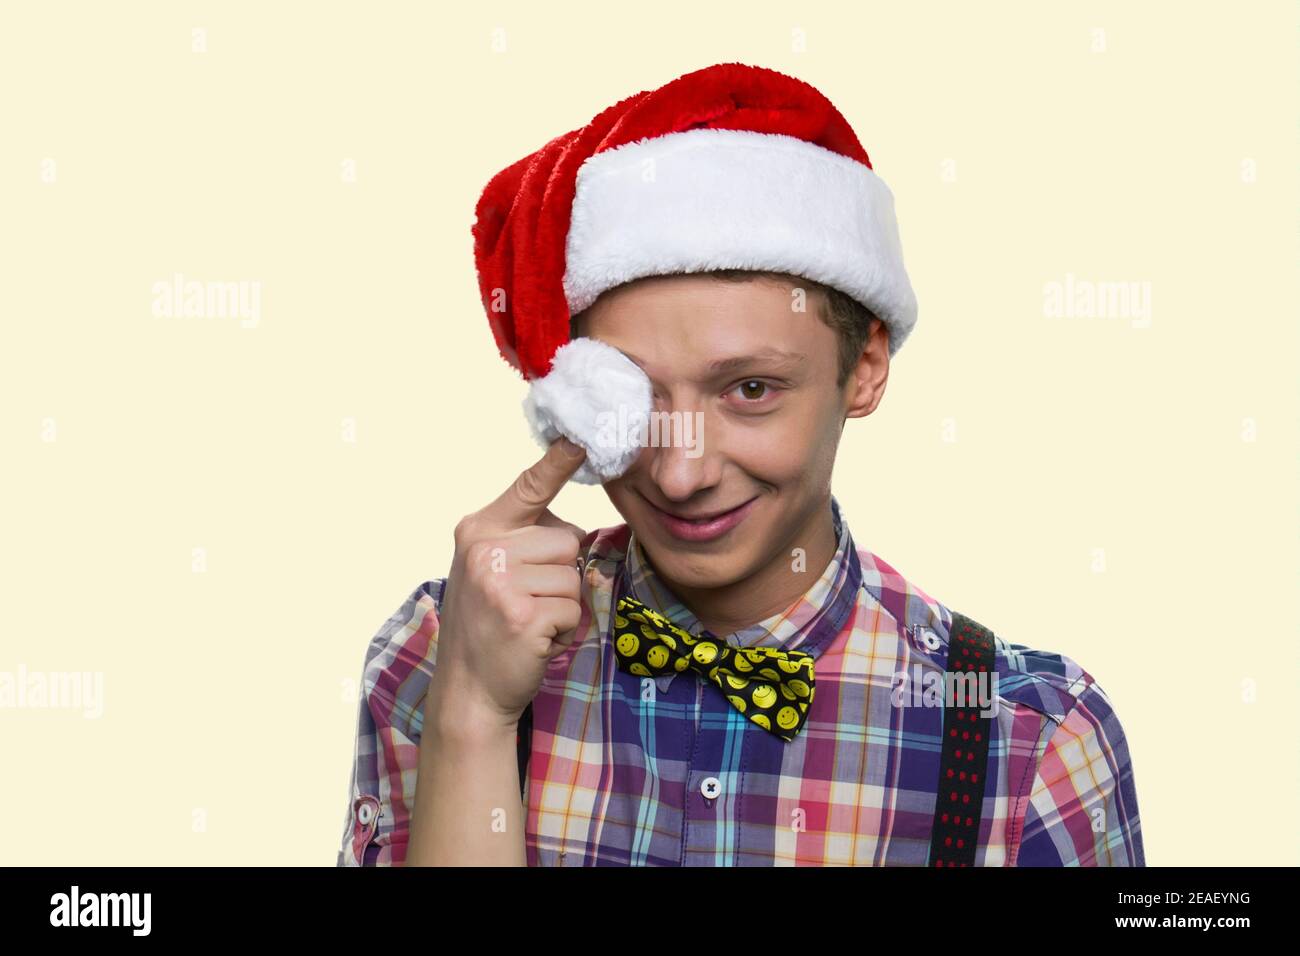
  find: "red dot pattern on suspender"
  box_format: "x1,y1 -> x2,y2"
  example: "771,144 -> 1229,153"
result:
930,615 -> 995,868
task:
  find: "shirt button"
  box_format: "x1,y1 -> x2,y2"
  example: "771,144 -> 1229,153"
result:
356,801 -> 376,826
700,776 -> 722,800
921,628 -> 942,651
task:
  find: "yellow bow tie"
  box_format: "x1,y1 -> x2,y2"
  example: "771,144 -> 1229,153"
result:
612,596 -> 816,742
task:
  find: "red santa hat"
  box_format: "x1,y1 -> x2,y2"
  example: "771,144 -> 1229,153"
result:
472,61 -> 919,384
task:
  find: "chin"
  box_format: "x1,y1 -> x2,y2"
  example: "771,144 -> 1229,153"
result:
655,553 -> 749,591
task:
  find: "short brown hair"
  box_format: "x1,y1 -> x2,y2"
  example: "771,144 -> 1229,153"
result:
568,269 -> 878,389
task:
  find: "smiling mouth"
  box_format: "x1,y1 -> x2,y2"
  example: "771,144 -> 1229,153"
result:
638,491 -> 761,543
647,497 -> 754,522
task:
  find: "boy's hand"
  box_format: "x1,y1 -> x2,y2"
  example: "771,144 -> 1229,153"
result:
430,437 -> 589,731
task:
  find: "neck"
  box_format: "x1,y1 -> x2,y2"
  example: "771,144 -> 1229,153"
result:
649,496 -> 839,637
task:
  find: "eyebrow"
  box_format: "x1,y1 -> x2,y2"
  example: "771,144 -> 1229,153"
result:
704,350 -> 808,376
620,347 -> 809,379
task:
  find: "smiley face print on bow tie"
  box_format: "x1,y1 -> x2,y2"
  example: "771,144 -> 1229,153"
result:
612,596 -> 815,742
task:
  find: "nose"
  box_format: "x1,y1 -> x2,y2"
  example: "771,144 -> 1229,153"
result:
643,404 -> 718,503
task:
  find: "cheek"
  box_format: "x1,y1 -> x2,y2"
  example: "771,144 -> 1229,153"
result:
716,404 -> 838,479
730,431 -> 803,480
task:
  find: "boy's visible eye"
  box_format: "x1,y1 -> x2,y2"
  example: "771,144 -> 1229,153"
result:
727,379 -> 781,406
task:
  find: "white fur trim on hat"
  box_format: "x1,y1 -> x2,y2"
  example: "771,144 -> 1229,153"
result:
522,337 -> 653,485
561,127 -> 918,357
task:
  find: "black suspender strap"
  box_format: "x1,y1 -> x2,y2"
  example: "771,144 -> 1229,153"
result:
927,610 -> 997,867
517,701 -> 533,802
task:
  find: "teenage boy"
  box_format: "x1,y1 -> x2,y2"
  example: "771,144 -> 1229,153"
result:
337,62 -> 1144,867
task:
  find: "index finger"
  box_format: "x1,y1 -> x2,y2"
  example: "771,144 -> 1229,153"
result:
481,437 -> 587,529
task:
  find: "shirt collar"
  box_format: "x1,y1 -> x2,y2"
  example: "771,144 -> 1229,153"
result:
615,494 -> 862,669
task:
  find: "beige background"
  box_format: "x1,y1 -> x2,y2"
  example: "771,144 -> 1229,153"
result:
1,0 -> 1295,866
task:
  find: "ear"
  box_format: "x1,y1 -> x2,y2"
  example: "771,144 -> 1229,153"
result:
843,318 -> 890,419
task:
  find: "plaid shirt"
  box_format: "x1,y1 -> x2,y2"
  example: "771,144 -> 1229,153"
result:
337,496 -> 1144,866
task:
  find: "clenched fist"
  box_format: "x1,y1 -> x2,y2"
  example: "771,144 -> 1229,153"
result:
429,437 -> 590,733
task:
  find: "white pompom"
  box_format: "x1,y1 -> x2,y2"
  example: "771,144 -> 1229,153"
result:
522,337 -> 654,484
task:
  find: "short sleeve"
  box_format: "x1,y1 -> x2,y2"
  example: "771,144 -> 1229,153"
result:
1011,679 -> 1145,866
336,578 -> 445,867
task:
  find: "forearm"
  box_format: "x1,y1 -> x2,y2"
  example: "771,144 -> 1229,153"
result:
405,673 -> 527,867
